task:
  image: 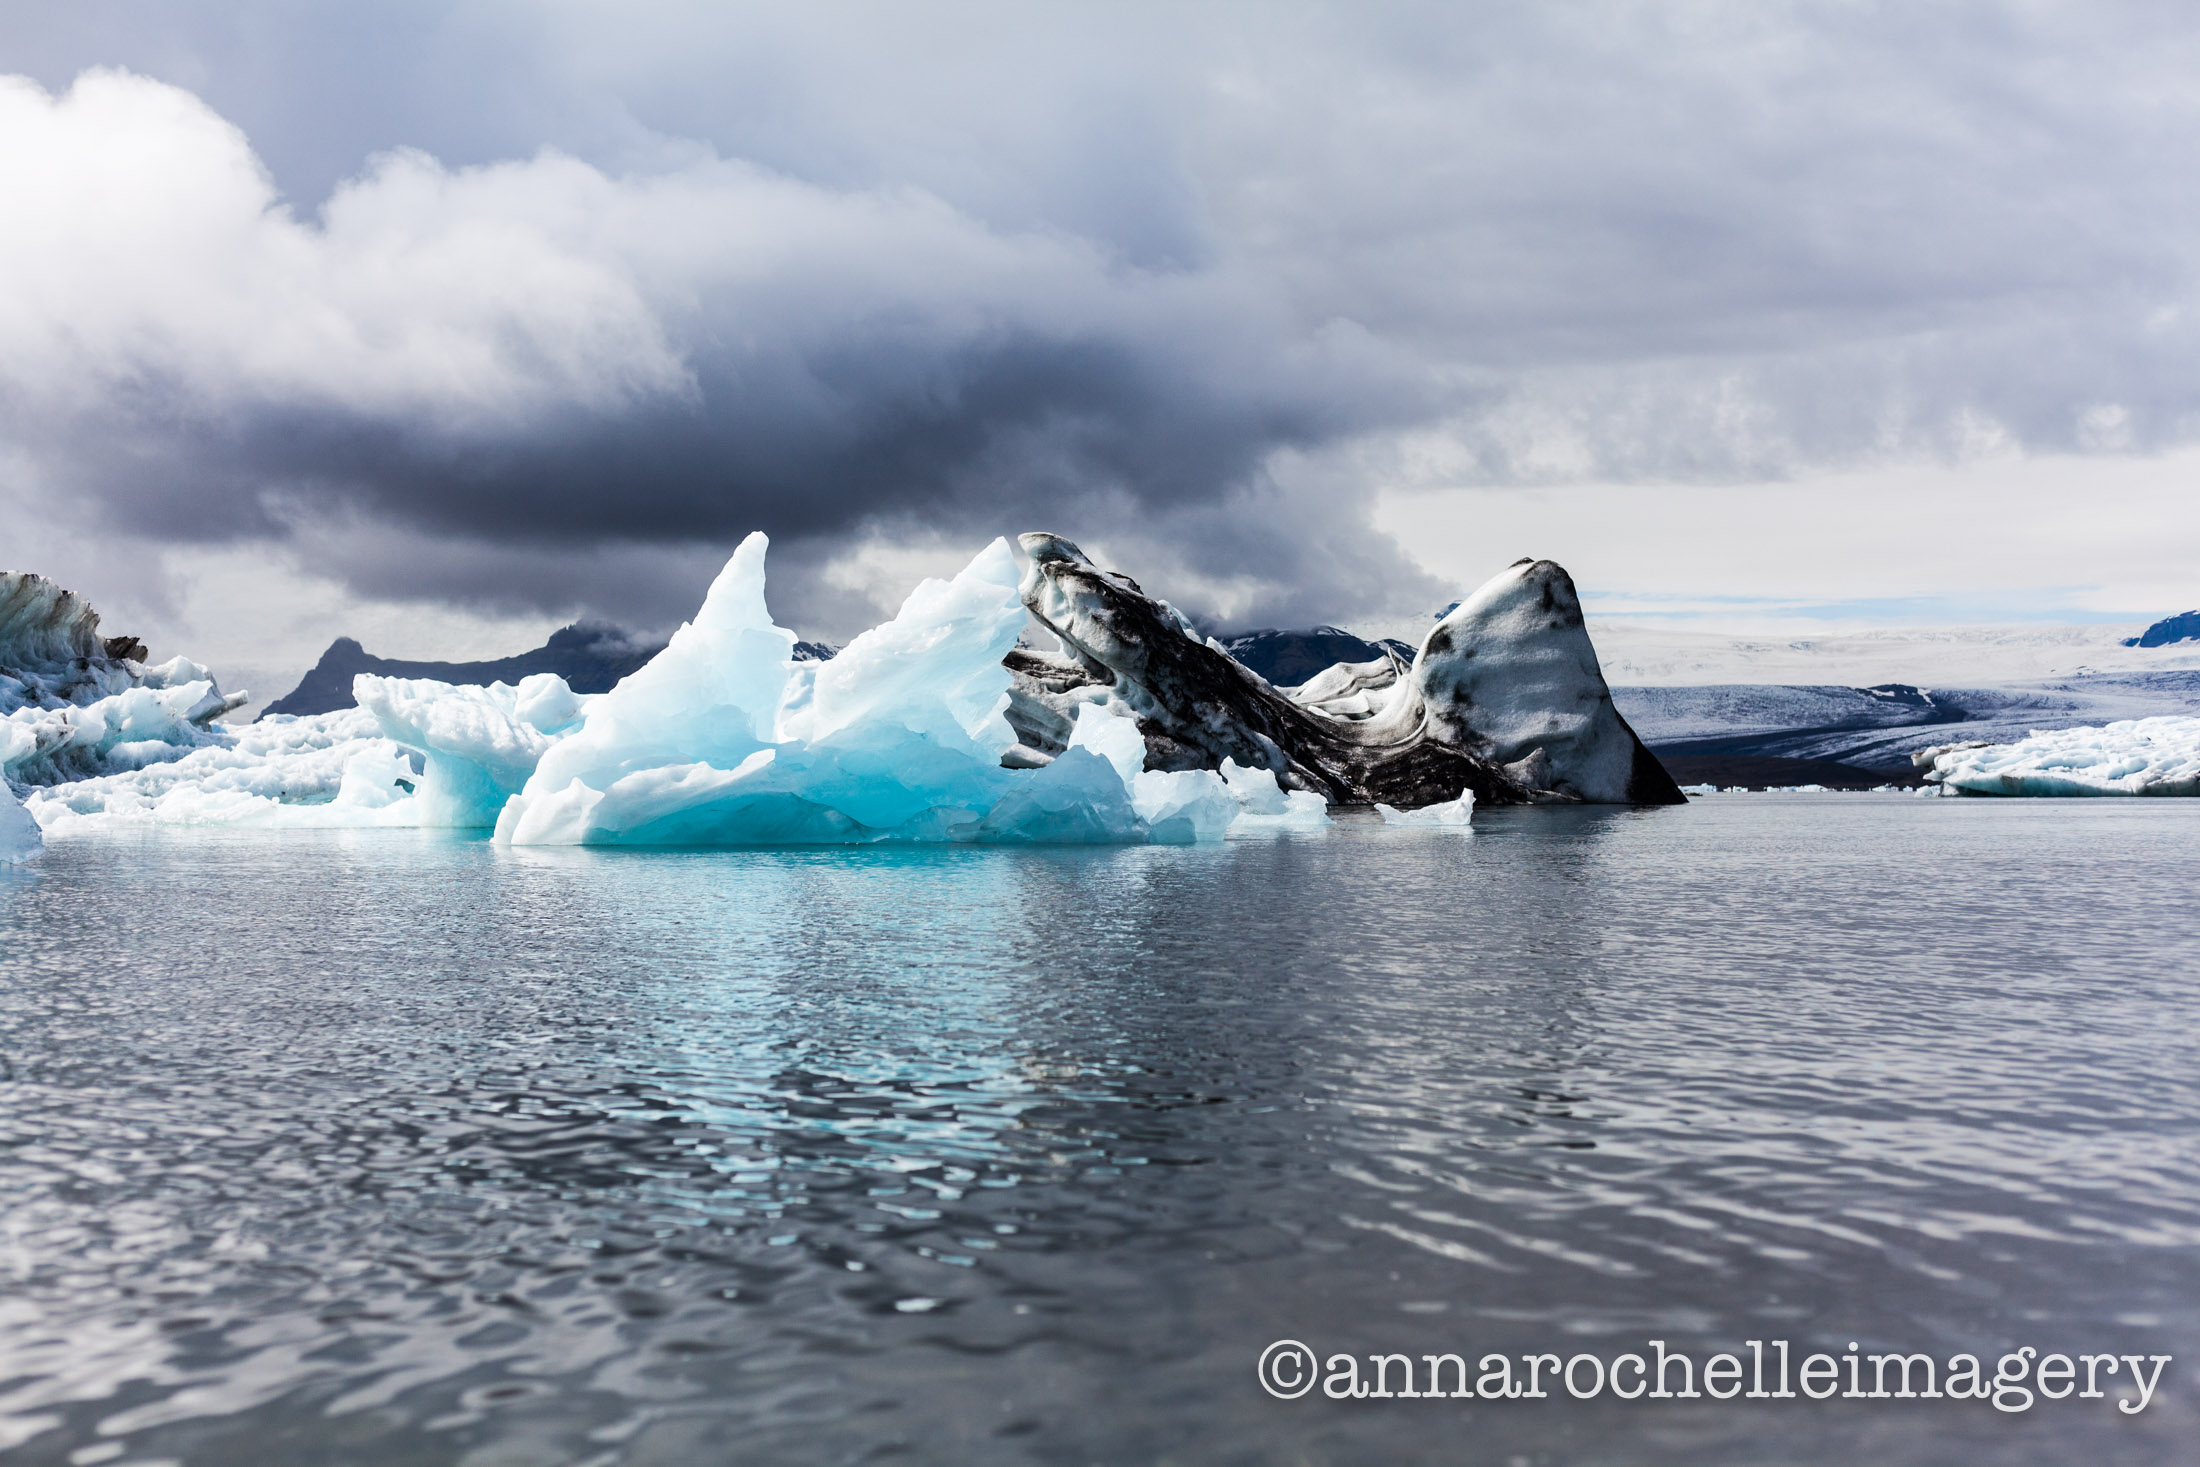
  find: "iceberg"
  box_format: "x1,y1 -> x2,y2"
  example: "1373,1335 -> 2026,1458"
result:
494,535 -> 1238,846
1,781 -> 39,862
25,706 -> 413,831
358,673 -> 585,827
1068,703 -> 1241,844
3,665 -> 245,786
1,569 -> 141,709
1218,758 -> 1333,830
1917,717 -> 2200,796
2,570 -> 249,722
1413,558 -> 1681,804
1007,535 -> 1682,807
25,679 -> 583,834
14,531 -> 1693,844
4,569 -> 252,798
1376,789 -> 1475,827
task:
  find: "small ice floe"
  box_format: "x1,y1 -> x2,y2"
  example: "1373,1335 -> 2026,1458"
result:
1219,757 -> 1332,830
1376,789 -> 1475,827
1915,716 -> 2200,796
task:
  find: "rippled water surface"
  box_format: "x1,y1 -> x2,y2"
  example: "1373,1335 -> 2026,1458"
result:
3,797 -> 2197,1465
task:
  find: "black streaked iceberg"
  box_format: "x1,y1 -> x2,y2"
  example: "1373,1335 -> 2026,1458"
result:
1006,535 -> 1682,807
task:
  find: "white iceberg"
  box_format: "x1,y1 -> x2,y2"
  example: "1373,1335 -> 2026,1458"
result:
1376,789 -> 1475,827
1919,716 -> 2200,796
494,534 -> 1242,846
2,666 -> 244,786
25,706 -> 415,831
1218,757 -> 1333,830
25,676 -> 589,834
1,781 -> 39,862
357,673 -> 587,827
1069,704 -> 1241,844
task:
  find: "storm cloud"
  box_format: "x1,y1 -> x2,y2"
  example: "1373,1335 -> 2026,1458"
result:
5,2 -> 2200,641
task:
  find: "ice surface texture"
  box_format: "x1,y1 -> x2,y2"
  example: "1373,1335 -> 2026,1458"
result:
0,782 -> 38,862
1919,717 -> 2200,796
4,570 -> 252,800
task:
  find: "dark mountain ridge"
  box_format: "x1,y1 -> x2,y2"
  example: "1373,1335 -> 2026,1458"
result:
264,622 -> 844,718
1217,626 -> 1417,686
2125,610 -> 2200,648
262,622 -> 666,717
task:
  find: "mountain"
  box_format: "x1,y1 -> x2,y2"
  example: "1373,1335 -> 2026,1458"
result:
1217,626 -> 1417,686
265,622 -> 841,717
261,623 -> 662,717
2125,610 -> 2200,648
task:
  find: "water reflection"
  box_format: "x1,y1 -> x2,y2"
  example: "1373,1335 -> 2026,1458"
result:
1,803 -> 2197,1463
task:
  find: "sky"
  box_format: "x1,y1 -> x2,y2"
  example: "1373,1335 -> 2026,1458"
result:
3,1 -> 2198,700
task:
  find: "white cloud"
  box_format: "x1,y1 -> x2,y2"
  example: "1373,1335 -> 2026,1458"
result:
4,3 -> 2200,681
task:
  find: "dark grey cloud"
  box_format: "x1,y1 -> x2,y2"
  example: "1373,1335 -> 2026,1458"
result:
4,2 -> 2200,637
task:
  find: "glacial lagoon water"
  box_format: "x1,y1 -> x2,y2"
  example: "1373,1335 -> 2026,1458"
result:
2,797 -> 2196,1465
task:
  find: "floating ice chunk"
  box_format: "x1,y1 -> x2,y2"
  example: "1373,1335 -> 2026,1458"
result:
1130,769 -> 1238,843
1066,702 -> 1148,784
1377,789 -> 1474,827
333,743 -> 418,811
1678,783 -> 1720,796
1218,757 -> 1332,830
1045,704 -> 1237,843
1918,716 -> 2200,796
1413,559 -> 1678,803
502,534 -> 1143,846
2,681 -> 241,785
973,745 -> 1148,843
1,782 -> 40,862
495,537 -> 1245,847
356,674 -> 572,827
1,570 -> 144,713
23,706 -> 417,830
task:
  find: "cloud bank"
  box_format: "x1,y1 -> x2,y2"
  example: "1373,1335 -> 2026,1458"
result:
4,2 -> 2200,647
0,66 -> 1428,633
